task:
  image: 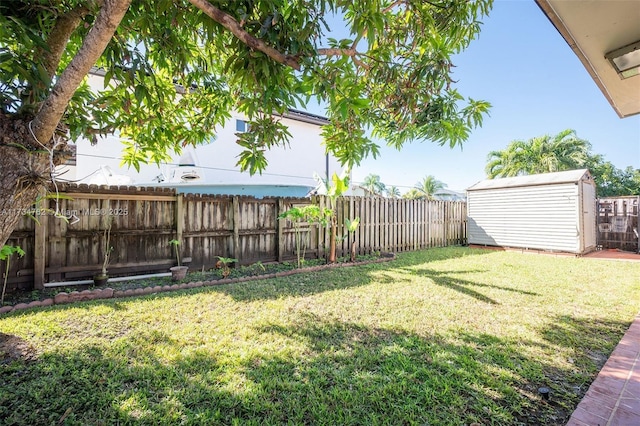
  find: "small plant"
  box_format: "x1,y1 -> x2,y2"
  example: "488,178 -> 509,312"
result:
314,171 -> 351,263
216,256 -> 237,278
245,261 -> 266,276
279,205 -> 331,268
96,215 -> 114,281
1,244 -> 25,304
339,217 -> 360,262
169,239 -> 182,266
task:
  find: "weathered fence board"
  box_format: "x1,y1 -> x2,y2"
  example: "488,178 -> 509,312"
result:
2,185 -> 468,292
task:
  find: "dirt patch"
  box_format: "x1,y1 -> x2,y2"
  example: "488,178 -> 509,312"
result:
0,333 -> 38,363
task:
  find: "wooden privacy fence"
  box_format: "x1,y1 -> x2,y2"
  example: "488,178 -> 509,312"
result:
314,196 -> 467,257
4,184 -> 467,292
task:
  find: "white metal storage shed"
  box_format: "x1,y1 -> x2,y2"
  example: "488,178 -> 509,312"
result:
467,169 -> 597,254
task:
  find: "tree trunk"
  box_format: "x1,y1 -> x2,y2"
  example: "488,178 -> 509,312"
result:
0,0 -> 132,248
0,117 -> 52,248
40,7 -> 89,79
32,0 -> 132,148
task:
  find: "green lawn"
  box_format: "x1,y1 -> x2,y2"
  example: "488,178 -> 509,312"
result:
1,247 -> 639,425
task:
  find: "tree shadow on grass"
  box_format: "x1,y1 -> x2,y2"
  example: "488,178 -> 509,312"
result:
0,320 -> 526,425
14,249 -> 500,312
209,247 -> 496,303
397,245 -> 496,264
532,314 -> 631,421
0,250 -> 495,311
2,311 -> 629,425
540,314 -> 630,372
2,247 -> 495,308
404,267 -> 540,305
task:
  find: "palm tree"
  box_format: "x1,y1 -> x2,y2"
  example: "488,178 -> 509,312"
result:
414,175 -> 446,200
485,141 -> 529,178
361,174 -> 386,196
402,188 -> 425,200
386,186 -> 401,198
486,129 -> 591,178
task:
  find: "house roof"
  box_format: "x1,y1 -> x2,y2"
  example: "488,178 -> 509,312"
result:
282,109 -> 329,126
434,189 -> 466,201
467,169 -> 591,191
535,0 -> 640,118
147,182 -> 315,198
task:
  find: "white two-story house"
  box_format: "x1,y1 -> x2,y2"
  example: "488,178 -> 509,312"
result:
57,72 -> 346,198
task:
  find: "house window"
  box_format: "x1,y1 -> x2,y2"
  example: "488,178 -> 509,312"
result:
236,119 -> 247,132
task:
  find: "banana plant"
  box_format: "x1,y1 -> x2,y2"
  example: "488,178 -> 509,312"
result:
339,217 -> 360,262
1,244 -> 25,305
317,172 -> 354,263
279,205 -> 331,268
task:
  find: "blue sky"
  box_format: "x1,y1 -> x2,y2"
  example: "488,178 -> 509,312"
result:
344,0 -> 640,192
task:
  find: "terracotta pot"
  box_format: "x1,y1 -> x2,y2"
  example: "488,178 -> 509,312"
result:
93,275 -> 109,286
170,266 -> 188,281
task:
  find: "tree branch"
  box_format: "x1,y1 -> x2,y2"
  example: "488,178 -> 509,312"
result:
316,47 -> 370,69
40,6 -> 91,78
186,0 -> 301,71
382,0 -> 406,13
86,124 -> 117,136
317,48 -> 358,57
31,0 -> 132,147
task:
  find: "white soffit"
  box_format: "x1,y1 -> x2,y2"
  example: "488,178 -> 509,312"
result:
536,0 -> 640,118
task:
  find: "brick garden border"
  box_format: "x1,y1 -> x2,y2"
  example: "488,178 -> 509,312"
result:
0,253 -> 396,315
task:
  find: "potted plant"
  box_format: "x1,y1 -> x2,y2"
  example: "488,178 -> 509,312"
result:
94,215 -> 113,286
169,239 -> 188,281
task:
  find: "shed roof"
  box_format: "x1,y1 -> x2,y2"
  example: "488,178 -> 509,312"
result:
467,169 -> 591,191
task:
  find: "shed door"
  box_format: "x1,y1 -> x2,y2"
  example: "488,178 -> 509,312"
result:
582,183 -> 597,250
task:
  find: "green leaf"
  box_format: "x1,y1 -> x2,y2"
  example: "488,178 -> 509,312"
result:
0,244 -> 25,261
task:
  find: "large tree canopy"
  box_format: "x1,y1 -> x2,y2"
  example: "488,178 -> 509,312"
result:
0,0 -> 492,247
485,129 -> 590,179
486,129 -> 640,196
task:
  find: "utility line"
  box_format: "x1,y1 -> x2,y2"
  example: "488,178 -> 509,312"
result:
62,153 -> 425,190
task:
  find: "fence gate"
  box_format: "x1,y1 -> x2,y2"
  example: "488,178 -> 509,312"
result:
596,196 -> 639,253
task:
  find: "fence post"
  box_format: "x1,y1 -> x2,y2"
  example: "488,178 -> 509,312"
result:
444,202 -> 449,246
232,196 -> 241,261
426,200 -> 431,248
175,193 -> 184,243
33,194 -> 47,290
277,198 -> 285,262
320,195 -> 329,259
